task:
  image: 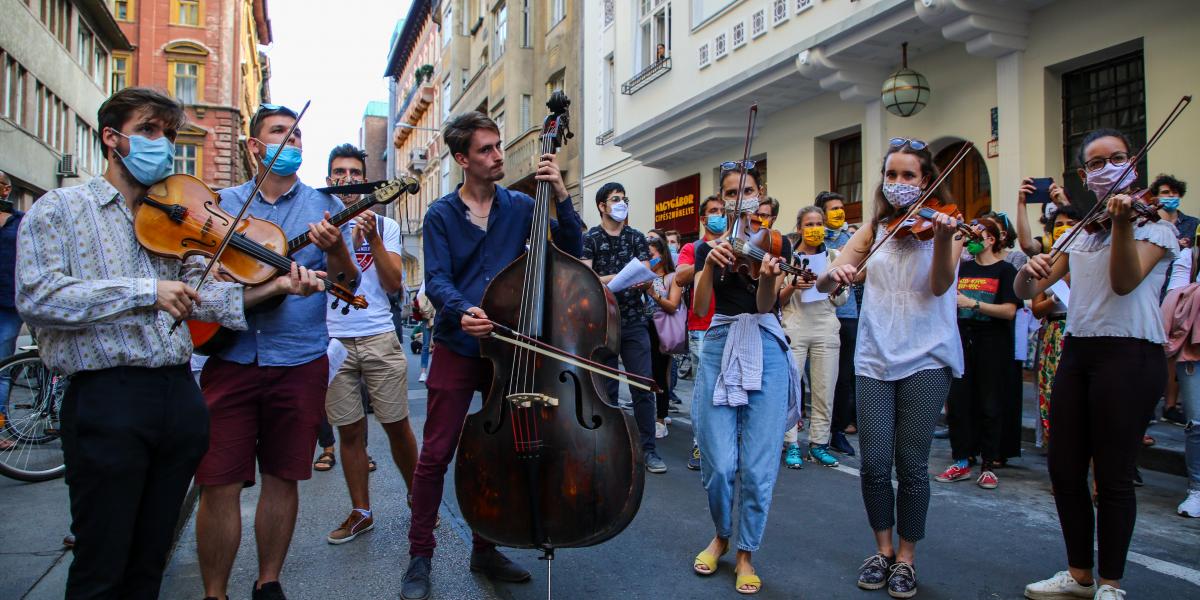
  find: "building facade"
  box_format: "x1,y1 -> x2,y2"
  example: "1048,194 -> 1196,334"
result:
360,99 -> 389,184
111,0 -> 272,189
584,0 -> 1200,239
386,0 -> 442,290
1,0 -> 132,209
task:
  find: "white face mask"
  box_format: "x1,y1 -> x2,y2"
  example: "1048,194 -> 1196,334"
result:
736,196 -> 760,213
1085,162 -> 1137,199
882,183 -> 922,208
609,200 -> 628,221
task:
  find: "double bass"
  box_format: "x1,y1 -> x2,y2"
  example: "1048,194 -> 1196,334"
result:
454,93 -> 645,563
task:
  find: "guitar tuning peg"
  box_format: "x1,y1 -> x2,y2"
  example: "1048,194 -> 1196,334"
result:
341,306 -> 350,315
336,272 -> 346,282
330,299 -> 340,310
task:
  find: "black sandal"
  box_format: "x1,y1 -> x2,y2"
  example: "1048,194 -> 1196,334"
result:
313,450 -> 336,472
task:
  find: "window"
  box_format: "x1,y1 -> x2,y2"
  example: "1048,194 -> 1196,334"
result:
441,2 -> 452,46
441,79 -> 451,120
601,55 -> 614,133
549,0 -> 565,28
698,42 -> 710,69
494,111 -> 505,140
732,20 -> 746,49
77,18 -> 95,74
1061,50 -> 1146,206
830,133 -> 863,220
169,61 -> 202,104
545,70 -> 564,100
714,32 -> 727,60
520,94 -> 531,132
440,155 -> 451,194
111,53 -> 130,91
691,0 -> 737,28
4,56 -> 27,124
94,47 -> 109,90
92,129 -> 103,174
175,141 -> 201,176
40,0 -> 71,49
771,0 -> 789,27
493,2 -> 507,59
638,0 -> 670,71
751,8 -> 766,38
75,119 -> 91,172
172,0 -> 201,26
113,0 -> 133,21
521,0 -> 531,47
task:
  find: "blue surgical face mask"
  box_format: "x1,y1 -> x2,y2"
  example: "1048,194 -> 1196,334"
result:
649,256 -> 661,268
114,131 -> 175,185
705,214 -> 727,235
256,138 -> 303,176
1159,196 -> 1181,211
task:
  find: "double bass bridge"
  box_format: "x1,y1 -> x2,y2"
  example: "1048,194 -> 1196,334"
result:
507,393 -> 559,409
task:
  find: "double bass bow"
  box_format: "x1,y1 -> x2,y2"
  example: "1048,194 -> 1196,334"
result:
454,93 -> 647,587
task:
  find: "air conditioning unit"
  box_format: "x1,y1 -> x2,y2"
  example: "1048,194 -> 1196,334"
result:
56,154 -> 77,177
408,149 -> 428,174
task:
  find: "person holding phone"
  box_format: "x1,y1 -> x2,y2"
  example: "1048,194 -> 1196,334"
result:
1016,177 -> 1071,257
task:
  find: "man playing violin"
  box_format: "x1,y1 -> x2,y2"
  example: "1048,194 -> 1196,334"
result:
400,111 -> 583,600
194,103 -> 358,600
15,87 -> 325,599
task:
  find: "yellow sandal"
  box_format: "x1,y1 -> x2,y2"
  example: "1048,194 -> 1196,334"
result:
735,571 -> 762,595
693,542 -> 728,576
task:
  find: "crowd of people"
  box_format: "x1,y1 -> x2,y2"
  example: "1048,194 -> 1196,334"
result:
4,85 -> 1196,600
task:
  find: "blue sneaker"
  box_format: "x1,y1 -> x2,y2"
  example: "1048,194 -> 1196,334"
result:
808,444 -> 840,467
830,431 -> 856,456
687,443 -> 702,471
784,444 -> 804,469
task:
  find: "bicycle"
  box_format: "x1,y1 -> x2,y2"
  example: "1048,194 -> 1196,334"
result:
0,348 -> 68,482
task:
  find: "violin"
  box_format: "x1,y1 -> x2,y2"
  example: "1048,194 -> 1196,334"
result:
454,92 -> 646,563
133,174 -> 369,352
1080,188 -> 1161,234
787,252 -> 818,286
729,228 -> 816,280
888,202 -> 983,242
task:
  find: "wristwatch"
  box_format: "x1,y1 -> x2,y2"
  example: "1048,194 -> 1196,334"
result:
973,299 -> 981,312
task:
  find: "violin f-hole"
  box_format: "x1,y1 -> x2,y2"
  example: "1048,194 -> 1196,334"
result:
561,370 -> 601,430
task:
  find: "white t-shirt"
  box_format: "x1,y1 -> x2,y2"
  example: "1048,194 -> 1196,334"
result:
1056,220 -> 1179,344
326,214 -> 404,338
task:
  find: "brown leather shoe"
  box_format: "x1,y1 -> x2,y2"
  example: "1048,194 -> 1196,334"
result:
327,510 -> 373,545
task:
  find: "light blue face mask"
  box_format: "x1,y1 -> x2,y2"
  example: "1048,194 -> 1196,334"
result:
649,256 -> 661,268
257,139 -> 303,176
1159,196 -> 1181,211
705,214 -> 727,235
115,131 -> 175,185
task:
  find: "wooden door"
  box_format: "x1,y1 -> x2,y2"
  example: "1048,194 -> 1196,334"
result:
934,142 -> 992,219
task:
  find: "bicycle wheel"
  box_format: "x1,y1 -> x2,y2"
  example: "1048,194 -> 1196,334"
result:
0,351 -> 67,482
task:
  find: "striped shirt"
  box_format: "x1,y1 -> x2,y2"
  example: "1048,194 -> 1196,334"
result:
16,176 -> 246,375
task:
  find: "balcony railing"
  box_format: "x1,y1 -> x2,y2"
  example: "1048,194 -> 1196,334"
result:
621,57 -> 671,95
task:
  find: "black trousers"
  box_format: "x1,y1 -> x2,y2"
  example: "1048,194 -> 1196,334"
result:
831,318 -> 858,431
948,324 -> 1011,463
647,323 -> 673,420
1049,336 -> 1165,581
61,364 -> 209,599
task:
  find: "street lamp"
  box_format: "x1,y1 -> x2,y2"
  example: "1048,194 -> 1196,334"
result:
394,122 -> 442,133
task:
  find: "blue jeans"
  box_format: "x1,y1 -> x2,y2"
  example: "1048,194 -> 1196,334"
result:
693,324 -> 791,552
605,320 -> 656,454
0,308 -> 22,411
688,329 -> 705,444
1176,361 -> 1200,491
419,322 -> 432,369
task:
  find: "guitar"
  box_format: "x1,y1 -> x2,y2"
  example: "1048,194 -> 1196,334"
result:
189,178 -> 416,355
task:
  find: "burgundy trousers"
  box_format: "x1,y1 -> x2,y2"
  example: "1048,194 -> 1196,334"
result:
408,344 -> 495,558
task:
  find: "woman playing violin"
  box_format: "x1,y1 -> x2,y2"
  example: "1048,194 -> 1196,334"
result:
1016,129 -> 1179,600
689,165 -> 802,595
816,138 -> 966,598
779,206 -> 849,470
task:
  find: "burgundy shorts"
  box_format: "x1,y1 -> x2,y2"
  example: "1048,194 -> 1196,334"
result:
195,355 -> 328,486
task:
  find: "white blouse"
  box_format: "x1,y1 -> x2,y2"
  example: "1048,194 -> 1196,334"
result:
856,227 -> 964,381
1056,220 -> 1179,344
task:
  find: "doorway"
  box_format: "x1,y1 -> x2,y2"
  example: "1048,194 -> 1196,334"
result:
934,142 -> 991,219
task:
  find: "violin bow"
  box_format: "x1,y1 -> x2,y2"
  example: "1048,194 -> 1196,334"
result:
1041,95 -> 1192,272
168,100 -> 311,333
832,141 -> 974,295
722,103 -> 759,280
484,320 -> 660,393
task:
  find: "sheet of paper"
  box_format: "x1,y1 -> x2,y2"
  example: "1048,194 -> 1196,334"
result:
607,258 -> 657,293
1048,279 -> 1070,309
327,338 -> 348,384
797,251 -> 829,303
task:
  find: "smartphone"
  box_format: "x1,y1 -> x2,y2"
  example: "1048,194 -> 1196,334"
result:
1028,177 -> 1053,204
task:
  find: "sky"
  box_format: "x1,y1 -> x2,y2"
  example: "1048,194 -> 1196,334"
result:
263,0 -> 412,184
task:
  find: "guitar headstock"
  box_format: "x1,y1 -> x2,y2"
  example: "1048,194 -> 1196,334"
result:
370,178 -> 418,207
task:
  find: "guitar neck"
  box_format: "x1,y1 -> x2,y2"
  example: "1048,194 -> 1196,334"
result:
285,193 -> 378,254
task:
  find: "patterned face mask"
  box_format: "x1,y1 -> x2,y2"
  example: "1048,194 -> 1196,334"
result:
882,182 -> 922,208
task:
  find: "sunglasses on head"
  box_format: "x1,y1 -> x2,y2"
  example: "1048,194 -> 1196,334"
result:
889,137 -> 928,151
720,160 -> 756,172
251,103 -> 298,130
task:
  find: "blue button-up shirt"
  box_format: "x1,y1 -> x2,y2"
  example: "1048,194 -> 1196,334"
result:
424,184 -> 584,357
824,225 -> 858,319
0,210 -> 25,309
216,180 -> 354,367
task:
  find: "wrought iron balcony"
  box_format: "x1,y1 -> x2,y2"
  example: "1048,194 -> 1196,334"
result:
621,58 -> 671,95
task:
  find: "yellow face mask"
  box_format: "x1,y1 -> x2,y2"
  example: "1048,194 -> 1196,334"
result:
1052,224 -> 1071,243
826,208 -> 846,229
802,226 -> 826,248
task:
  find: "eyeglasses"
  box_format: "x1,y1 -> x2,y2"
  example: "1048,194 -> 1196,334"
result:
1084,152 -> 1130,173
720,160 -> 756,172
889,137 -> 928,151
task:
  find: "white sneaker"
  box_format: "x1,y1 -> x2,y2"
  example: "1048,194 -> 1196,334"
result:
1179,489 -> 1200,518
655,422 -> 669,439
1094,585 -> 1126,600
418,372 -> 427,383
1024,570 -> 1096,599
